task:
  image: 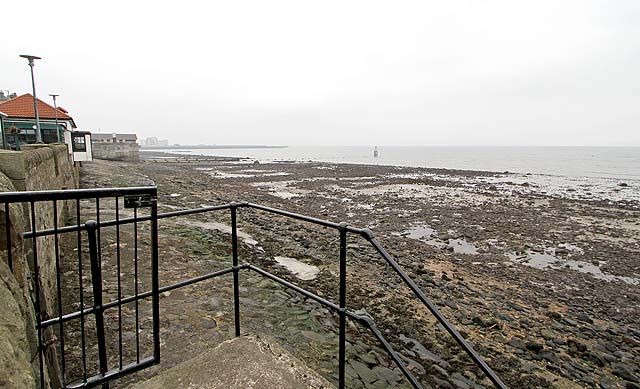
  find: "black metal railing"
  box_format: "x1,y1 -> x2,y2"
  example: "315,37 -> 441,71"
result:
1,187 -> 159,389
0,187 -> 507,389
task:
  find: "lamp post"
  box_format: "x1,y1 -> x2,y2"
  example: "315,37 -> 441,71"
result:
49,94 -> 60,143
19,54 -> 43,143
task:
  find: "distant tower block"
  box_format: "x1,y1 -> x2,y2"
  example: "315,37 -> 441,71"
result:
374,146 -> 379,158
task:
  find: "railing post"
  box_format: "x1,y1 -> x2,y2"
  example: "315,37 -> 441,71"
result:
338,222 -> 348,389
150,193 -> 160,362
30,202 -> 45,389
86,220 -> 109,389
230,203 -> 241,337
4,203 -> 12,271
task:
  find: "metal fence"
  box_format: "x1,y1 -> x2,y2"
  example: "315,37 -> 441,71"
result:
0,187 -> 506,389
1,187 -> 159,388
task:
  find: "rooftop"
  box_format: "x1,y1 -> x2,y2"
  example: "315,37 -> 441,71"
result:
0,94 -> 74,122
92,133 -> 138,141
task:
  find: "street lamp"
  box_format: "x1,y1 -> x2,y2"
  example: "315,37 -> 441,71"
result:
19,54 -> 43,143
49,94 -> 60,142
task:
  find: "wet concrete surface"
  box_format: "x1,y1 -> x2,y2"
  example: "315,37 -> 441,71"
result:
131,334 -> 333,388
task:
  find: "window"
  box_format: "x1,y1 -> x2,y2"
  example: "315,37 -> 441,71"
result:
42,129 -> 59,144
72,135 -> 86,152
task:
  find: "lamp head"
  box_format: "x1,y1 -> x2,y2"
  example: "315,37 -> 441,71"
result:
19,54 -> 41,65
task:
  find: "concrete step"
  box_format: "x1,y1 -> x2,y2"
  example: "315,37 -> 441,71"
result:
129,334 -> 334,389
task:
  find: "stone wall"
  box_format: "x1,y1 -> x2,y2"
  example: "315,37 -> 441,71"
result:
0,144 -> 79,388
0,174 -> 38,388
91,141 -> 140,162
0,144 -> 79,192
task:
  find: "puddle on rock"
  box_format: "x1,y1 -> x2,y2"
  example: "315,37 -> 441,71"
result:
251,181 -> 311,199
274,257 -> 320,280
199,170 -> 256,179
399,224 -> 448,249
402,225 -> 437,240
506,250 -> 639,285
448,239 -> 479,255
235,169 -> 290,177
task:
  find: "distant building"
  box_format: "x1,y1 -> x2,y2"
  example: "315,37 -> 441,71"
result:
92,133 -> 138,144
0,93 -> 92,162
0,91 -> 18,101
91,132 -> 140,161
140,136 -> 169,148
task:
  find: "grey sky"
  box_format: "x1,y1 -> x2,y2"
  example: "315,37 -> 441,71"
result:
2,1 -> 639,146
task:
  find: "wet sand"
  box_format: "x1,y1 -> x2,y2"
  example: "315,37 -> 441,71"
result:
76,156 -> 639,388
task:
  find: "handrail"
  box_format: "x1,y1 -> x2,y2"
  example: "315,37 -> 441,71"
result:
5,188 -> 506,388
241,202 -> 507,389
365,235 -> 507,388
38,266 -> 243,328
23,203 -> 234,238
0,186 -> 156,202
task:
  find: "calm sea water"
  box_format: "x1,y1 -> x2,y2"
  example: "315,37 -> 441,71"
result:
153,146 -> 640,180
145,146 -> 640,204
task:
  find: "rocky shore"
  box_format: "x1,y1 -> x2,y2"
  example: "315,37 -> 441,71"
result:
75,156 -> 639,388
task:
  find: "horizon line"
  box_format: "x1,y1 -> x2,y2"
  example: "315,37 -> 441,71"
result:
152,144 -> 640,148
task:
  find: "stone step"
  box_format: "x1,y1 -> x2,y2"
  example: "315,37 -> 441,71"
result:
129,333 -> 334,389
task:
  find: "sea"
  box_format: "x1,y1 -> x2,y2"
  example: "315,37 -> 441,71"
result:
145,146 -> 640,205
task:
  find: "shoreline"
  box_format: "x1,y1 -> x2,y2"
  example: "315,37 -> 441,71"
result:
140,146 -> 640,181
141,144 -> 288,150
141,149 -> 507,176
79,158 -> 640,388
141,150 -> 640,210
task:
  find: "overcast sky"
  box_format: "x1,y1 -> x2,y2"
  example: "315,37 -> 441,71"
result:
2,1 -> 639,146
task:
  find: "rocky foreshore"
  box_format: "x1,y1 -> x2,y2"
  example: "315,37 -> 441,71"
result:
76,157 -> 639,388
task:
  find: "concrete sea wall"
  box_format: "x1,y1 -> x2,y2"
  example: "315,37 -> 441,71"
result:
0,144 -> 79,388
92,141 -> 140,162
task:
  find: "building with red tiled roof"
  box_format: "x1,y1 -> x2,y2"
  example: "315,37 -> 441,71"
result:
0,93 -> 77,149
0,93 -> 76,123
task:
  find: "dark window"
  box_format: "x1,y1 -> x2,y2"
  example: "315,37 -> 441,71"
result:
42,129 -> 59,144
72,135 -> 86,152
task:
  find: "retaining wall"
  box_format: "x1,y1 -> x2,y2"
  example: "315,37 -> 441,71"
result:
0,144 -> 79,388
91,142 -> 140,162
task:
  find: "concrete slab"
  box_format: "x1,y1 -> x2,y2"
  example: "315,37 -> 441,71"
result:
129,334 -> 334,389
